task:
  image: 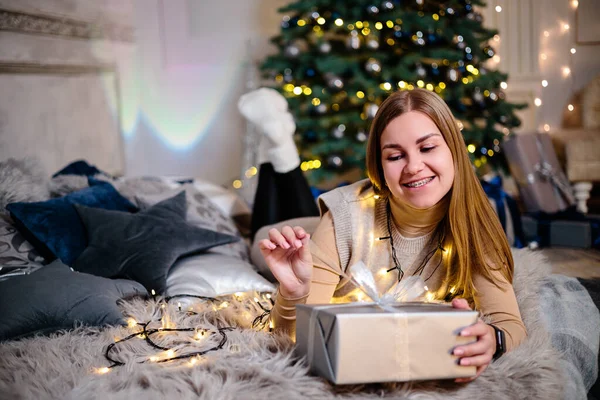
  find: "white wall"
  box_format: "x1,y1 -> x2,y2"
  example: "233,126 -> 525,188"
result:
481,0 -> 600,132
127,0 -> 288,184
128,0 -> 599,184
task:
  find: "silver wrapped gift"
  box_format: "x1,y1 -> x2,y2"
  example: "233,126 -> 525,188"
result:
295,302 -> 478,384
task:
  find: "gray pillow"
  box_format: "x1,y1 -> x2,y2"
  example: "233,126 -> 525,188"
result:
0,213 -> 45,280
136,185 -> 250,261
0,259 -> 146,341
73,191 -> 238,294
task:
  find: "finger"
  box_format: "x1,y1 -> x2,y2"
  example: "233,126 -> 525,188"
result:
458,353 -> 493,367
460,321 -> 491,337
452,298 -> 471,310
296,232 -> 311,261
258,239 -> 277,252
268,228 -> 290,249
453,338 -> 491,358
292,226 -> 308,240
281,225 -> 302,249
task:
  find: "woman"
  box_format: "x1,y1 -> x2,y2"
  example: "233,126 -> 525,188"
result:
257,88 -> 527,382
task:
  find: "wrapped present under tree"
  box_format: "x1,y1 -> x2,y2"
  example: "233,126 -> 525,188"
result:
503,133 -> 575,214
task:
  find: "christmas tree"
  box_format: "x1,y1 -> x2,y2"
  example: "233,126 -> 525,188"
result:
260,0 -> 526,187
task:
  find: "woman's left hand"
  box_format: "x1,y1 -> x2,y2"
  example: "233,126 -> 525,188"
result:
451,298 -> 496,383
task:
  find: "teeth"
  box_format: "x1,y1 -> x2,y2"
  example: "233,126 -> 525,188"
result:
405,177 -> 433,188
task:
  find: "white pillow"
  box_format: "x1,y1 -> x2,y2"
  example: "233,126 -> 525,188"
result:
158,177 -> 251,218
166,253 -> 275,298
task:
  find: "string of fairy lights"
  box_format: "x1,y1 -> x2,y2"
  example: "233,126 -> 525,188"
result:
536,0 -> 581,133
91,241 -> 458,375
93,292 -> 274,374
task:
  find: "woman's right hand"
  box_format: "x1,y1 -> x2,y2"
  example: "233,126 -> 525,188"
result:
258,226 -> 313,298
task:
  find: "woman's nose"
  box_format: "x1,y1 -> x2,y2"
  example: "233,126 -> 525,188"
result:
404,155 -> 424,175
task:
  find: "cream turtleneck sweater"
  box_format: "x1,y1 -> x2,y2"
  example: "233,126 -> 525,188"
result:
270,180 -> 526,351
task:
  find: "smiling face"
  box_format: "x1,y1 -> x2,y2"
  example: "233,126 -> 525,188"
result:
380,111 -> 455,209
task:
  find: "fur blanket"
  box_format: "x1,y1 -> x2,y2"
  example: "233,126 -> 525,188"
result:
0,250 -> 596,400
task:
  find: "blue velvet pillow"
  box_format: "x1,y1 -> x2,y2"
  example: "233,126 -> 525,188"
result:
52,159 -> 104,178
6,181 -> 138,266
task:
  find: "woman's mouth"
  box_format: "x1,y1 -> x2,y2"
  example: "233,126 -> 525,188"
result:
403,177 -> 434,188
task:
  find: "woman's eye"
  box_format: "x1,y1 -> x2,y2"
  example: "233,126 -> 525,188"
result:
421,146 -> 436,153
386,154 -> 404,161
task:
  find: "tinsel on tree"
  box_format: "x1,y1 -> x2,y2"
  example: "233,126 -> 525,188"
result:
261,0 -> 526,187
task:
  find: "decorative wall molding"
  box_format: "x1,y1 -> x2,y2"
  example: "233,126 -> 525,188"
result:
0,61 -> 115,74
479,0 -> 541,132
0,7 -> 134,42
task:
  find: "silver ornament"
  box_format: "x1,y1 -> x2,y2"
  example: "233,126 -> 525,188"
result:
381,1 -> 394,10
365,58 -> 382,73
284,44 -> 300,58
319,42 -> 332,54
367,5 -> 379,14
356,130 -> 368,142
328,155 -> 343,168
347,31 -> 361,49
366,38 -> 379,49
447,68 -> 458,82
284,68 -> 293,82
365,103 -> 379,119
332,124 -> 346,139
325,73 -> 344,89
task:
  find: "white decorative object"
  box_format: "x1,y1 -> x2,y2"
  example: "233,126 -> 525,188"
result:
572,181 -> 593,214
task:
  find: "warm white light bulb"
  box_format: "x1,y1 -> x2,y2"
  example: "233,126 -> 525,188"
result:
571,0 -> 579,7
543,124 -> 550,132
500,82 -> 508,90
534,98 -> 542,107
570,48 -> 576,54
562,66 -> 571,77
96,367 -> 110,374
568,104 -> 574,111
540,53 -> 547,60
542,80 -> 548,87
543,31 -> 550,37
495,5 -> 502,12
564,23 -> 570,31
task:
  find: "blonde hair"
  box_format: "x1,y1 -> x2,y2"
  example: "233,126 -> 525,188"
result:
365,89 -> 513,299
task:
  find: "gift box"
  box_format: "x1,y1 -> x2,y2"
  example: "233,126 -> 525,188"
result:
521,208 -> 600,249
503,133 -> 575,213
295,302 -> 478,384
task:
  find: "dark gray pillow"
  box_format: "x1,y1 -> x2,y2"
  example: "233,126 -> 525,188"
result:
136,185 -> 250,261
0,259 -> 146,341
73,191 -> 238,294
